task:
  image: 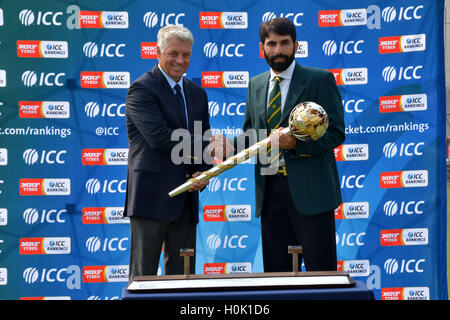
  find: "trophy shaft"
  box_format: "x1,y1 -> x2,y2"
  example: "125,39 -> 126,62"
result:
168,100 -> 331,198
168,128 -> 291,198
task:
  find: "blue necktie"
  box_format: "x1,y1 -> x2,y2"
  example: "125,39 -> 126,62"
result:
174,84 -> 188,130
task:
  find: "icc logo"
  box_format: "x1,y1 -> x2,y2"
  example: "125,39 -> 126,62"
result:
383,142 -> 424,158
384,258 -> 425,274
206,234 -> 248,249
21,70 -> 65,87
23,208 -> 67,224
382,65 -> 423,82
262,12 -> 303,26
85,236 -> 128,252
85,178 -> 126,194
208,177 -> 247,192
383,200 -> 425,216
83,42 -> 125,58
22,266 -> 81,289
203,42 -> 244,58
85,179 -> 101,194
143,12 -> 185,28
84,102 -> 125,118
23,149 -> 66,165
382,6 -> 423,23
322,40 -> 363,56
208,101 -> 245,117
19,9 -> 63,26
340,175 -> 365,189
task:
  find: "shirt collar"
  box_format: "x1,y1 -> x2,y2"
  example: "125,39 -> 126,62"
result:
270,60 -> 296,82
158,64 -> 184,91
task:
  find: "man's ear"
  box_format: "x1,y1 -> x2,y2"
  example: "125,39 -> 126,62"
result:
156,45 -> 162,59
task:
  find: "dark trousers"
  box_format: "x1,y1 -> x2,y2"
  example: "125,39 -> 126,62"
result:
128,200 -> 196,283
261,175 -> 337,272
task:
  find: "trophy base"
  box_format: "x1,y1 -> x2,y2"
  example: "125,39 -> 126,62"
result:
127,271 -> 355,293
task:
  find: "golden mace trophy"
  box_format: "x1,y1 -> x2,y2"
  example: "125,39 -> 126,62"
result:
168,101 -> 329,198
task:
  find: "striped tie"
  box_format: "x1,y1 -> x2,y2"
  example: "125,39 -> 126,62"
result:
267,76 -> 282,166
267,76 -> 282,131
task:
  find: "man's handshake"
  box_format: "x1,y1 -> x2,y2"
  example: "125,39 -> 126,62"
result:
208,133 -> 235,160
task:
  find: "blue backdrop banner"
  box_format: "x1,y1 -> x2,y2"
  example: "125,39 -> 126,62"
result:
0,0 -> 447,300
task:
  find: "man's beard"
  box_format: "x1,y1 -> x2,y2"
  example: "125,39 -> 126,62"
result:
263,50 -> 295,72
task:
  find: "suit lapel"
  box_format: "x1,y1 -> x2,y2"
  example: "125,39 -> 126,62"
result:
280,63 -> 306,125
255,72 -> 270,129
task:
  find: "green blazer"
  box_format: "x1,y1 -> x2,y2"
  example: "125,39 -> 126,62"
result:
238,63 -> 345,217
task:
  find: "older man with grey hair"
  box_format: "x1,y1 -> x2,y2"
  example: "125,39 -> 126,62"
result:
124,25 -> 211,281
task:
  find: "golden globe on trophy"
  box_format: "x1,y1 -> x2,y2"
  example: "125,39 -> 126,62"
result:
288,101 -> 328,141
168,101 -> 329,198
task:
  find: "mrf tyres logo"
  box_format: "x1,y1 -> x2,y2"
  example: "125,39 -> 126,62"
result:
328,68 -> 367,85
199,12 -> 247,29
80,71 -> 129,88
380,170 -> 428,188
82,148 -> 128,165
334,144 -> 368,161
380,228 -> 428,246
203,262 -> 252,274
379,94 -> 427,113
20,237 -> 71,254
17,40 -> 68,58
203,205 -> 251,221
19,178 -> 70,195
19,101 -> 70,119
201,71 -> 248,88
379,34 -> 425,53
337,260 -> 370,277
334,202 -> 369,219
381,287 -> 430,300
319,9 -> 367,27
317,5 -> 424,30
82,207 -> 128,224
83,265 -> 128,283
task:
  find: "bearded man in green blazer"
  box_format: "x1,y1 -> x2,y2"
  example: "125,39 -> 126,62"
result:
209,18 -> 345,272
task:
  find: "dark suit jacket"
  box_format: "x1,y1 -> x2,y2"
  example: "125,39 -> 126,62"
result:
124,65 -> 211,223
240,63 -> 345,217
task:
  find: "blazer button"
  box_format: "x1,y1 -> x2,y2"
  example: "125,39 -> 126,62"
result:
185,174 -> 190,178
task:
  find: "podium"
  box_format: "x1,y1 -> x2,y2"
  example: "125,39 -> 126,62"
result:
123,247 -> 375,300
122,246 -> 374,300
123,271 -> 374,300
127,271 -> 355,293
